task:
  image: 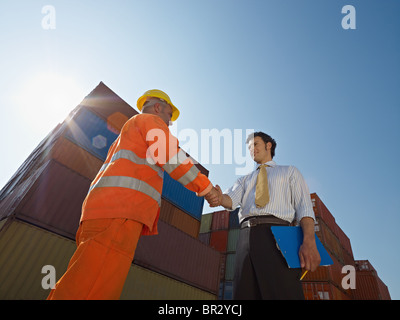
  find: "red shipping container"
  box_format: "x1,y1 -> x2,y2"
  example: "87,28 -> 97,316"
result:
354,260 -> 391,300
209,230 -> 229,253
311,193 -> 337,233
315,217 -> 344,264
0,160 -> 90,240
335,224 -> 354,258
302,282 -> 333,300
211,210 -> 229,231
159,198 -> 200,238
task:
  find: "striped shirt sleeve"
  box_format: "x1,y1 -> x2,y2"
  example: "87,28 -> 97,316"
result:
290,166 -> 315,222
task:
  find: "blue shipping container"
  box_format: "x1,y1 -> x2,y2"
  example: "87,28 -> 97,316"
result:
162,172 -> 204,221
229,208 -> 240,229
65,107 -> 119,161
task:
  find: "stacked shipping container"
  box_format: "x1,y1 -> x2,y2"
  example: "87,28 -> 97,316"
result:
199,193 -> 391,300
301,193 -> 355,300
198,208 -> 240,300
0,82 -> 221,299
353,260 -> 391,300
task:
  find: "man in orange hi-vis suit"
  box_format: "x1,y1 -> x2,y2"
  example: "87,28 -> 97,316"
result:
47,89 -> 218,300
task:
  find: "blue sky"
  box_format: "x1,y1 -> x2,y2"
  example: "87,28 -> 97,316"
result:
0,0 -> 399,299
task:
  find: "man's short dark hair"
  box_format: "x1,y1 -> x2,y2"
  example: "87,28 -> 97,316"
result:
246,132 -> 277,159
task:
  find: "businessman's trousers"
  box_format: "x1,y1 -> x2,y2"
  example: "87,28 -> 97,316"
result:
233,217 -> 304,300
47,218 -> 142,300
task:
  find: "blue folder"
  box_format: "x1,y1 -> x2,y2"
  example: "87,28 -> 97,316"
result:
271,226 -> 333,268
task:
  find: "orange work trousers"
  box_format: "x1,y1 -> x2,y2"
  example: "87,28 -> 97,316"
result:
47,218 -> 143,300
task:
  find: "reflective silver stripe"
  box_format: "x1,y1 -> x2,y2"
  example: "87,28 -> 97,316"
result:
177,165 -> 200,186
100,149 -> 164,178
163,149 -> 190,174
89,176 -> 161,206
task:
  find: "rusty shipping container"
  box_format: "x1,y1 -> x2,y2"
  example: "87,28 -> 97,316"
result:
159,198 -> 200,238
49,136 -> 104,181
211,210 -> 230,231
335,224 -> 353,258
354,260 -> 391,300
315,217 -> 344,264
134,220 -> 221,294
311,193 -> 337,233
0,159 -> 91,239
302,281 -> 351,300
209,230 -> 229,253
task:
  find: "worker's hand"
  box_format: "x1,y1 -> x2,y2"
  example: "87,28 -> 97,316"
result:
205,185 -> 222,207
298,238 -> 321,272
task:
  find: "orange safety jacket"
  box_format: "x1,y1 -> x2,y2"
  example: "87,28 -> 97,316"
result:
81,113 -> 212,236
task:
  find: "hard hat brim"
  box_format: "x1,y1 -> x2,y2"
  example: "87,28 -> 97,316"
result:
137,93 -> 180,122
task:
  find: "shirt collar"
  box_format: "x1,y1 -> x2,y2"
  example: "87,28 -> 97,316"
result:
257,160 -> 276,169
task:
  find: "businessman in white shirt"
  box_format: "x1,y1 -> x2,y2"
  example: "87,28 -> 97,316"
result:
208,132 -> 320,299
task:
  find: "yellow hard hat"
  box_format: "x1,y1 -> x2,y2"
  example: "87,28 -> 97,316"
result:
137,89 -> 180,121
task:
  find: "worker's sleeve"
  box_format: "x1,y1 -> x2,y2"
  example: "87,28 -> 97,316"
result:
142,116 -> 213,197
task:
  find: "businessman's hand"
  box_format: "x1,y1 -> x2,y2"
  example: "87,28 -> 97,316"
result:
205,185 -> 223,207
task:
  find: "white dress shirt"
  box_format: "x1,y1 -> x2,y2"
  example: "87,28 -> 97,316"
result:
225,160 -> 315,224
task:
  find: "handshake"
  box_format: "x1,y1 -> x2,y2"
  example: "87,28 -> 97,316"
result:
204,185 -> 223,207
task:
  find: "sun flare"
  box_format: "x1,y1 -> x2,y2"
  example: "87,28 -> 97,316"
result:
16,72 -> 85,131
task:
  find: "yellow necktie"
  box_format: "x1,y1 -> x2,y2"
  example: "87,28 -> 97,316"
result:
255,164 -> 269,208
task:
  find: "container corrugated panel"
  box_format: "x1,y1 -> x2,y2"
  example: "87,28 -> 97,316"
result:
303,251 -> 343,287
0,122 -> 65,202
335,224 -> 353,258
76,81 -> 138,132
161,172 -> 204,221
49,136 -> 104,181
302,281 -> 333,300
200,213 -> 213,233
227,229 -> 240,252
354,260 -> 391,300
342,249 -> 355,267
223,281 -> 233,300
134,220 -> 221,294
0,162 -> 48,220
121,264 -> 216,300
315,217 -> 344,264
302,265 -> 330,282
219,253 -> 227,280
0,159 -> 91,240
209,230 -> 228,253
211,210 -> 229,231
229,208 -> 240,229
65,107 -> 119,161
354,272 -> 381,300
0,218 -> 76,300
159,198 -> 200,238
225,253 -> 236,281
311,193 -> 337,233
198,232 -> 210,245
377,276 -> 391,300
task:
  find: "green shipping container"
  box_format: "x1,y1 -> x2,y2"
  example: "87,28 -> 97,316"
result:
199,213 -> 213,233
121,265 -> 216,300
0,218 -> 76,300
227,229 -> 240,252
